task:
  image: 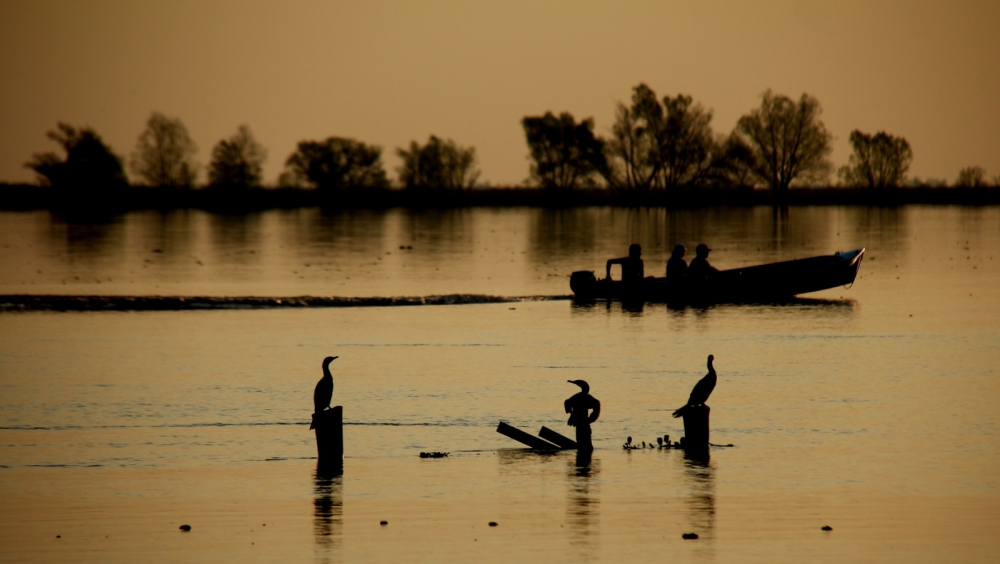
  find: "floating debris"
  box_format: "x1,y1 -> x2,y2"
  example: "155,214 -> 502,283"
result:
623,434 -> 687,450
822,525 -> 833,531
488,522 -> 498,527
380,521 -> 388,526
419,451 -> 449,458
682,533 -> 699,539
179,525 -> 191,532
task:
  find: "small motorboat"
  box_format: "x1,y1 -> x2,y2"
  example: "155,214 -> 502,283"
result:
570,248 -> 864,302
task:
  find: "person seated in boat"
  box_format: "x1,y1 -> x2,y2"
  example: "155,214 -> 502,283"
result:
687,244 -> 719,282
666,243 -> 688,280
605,243 -> 644,282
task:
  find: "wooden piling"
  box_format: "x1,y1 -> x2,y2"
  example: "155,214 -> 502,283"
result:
314,406 -> 343,472
538,426 -> 578,450
496,422 -> 559,449
681,405 -> 710,454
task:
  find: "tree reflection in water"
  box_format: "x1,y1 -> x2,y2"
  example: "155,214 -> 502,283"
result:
566,450 -> 601,552
313,463 -> 343,558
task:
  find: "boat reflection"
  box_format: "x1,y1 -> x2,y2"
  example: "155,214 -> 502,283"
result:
571,296 -> 858,318
313,463 -> 343,553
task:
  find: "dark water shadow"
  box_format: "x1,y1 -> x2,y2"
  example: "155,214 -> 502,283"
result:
48,210 -> 126,263
566,450 -> 601,553
285,208 -> 388,254
680,450 -> 715,545
401,208 -> 474,255
529,208 -> 599,258
133,210 -> 196,261
209,212 -> 263,265
313,463 -> 343,550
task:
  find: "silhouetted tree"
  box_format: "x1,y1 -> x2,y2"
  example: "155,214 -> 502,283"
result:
714,134 -> 756,188
838,130 -> 912,188
24,123 -> 127,190
131,112 -> 199,187
954,166 -> 987,187
522,112 -> 606,189
283,137 -> 389,190
735,90 -> 833,193
396,136 -> 480,189
208,125 -> 267,188
605,85 -> 661,191
658,94 -> 720,188
604,84 -> 722,191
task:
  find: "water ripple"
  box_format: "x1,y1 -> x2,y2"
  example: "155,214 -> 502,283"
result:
0,294 -> 571,312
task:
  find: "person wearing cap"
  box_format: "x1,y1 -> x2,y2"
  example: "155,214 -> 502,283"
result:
605,243 -> 644,282
666,243 -> 688,280
688,243 -> 719,282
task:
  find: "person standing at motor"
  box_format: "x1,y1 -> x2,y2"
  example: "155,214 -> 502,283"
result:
605,243 -> 644,282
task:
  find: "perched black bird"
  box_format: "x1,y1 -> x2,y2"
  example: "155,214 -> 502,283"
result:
672,355 -> 716,418
310,356 -> 338,430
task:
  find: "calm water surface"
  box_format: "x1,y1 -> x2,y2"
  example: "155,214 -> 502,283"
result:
1,206 -> 998,563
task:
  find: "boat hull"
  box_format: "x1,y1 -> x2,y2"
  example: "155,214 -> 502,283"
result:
570,248 -> 864,302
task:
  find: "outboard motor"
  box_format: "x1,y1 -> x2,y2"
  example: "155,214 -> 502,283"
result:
570,270 -> 597,298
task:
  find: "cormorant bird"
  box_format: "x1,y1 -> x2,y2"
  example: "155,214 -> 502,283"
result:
310,356 -> 338,430
672,355 -> 716,418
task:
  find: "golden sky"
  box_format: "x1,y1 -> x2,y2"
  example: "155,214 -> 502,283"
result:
1,0 -> 998,186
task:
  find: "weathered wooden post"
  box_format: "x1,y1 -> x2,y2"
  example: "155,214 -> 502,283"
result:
682,405 -> 710,454
314,406 -> 343,472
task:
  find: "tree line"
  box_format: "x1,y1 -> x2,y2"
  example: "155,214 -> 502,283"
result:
23,113 -> 480,195
23,89 -> 1000,195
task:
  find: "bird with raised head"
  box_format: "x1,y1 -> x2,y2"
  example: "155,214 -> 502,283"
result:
565,379 -> 601,451
672,355 -> 716,418
309,356 -> 338,430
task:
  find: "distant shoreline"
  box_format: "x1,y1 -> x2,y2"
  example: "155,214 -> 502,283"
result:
2,183 -> 999,212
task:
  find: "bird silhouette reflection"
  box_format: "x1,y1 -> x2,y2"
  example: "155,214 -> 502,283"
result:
566,450 -> 600,549
313,463 -> 343,549
681,450 -> 715,538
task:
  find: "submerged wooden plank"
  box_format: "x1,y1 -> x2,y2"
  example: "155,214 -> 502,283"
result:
496,422 -> 559,449
539,426 -> 578,449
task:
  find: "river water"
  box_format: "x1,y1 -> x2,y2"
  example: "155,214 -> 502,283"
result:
1,206 -> 998,563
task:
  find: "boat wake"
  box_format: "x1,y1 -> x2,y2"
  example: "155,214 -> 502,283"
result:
0,294 -> 572,312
